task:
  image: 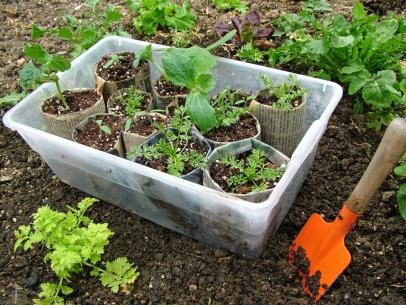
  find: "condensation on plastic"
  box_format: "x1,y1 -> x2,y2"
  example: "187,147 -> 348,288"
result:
2,36 -> 343,258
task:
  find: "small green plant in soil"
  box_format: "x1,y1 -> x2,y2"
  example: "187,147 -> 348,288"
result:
134,30 -> 236,132
214,87 -> 255,107
259,74 -> 307,110
236,42 -> 265,63
96,119 -> 112,135
103,54 -> 123,69
32,0 -> 128,58
394,154 -> 406,220
127,107 -> 207,177
209,88 -> 251,131
218,149 -> 284,193
171,30 -> 193,48
14,197 -> 140,305
24,43 -> 71,109
212,0 -> 248,14
127,0 -> 197,36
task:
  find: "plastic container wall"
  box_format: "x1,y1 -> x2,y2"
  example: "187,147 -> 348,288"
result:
3,36 -> 343,258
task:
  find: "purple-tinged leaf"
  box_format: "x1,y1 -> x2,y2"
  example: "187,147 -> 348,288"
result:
215,23 -> 233,35
255,28 -> 273,38
244,11 -> 260,25
231,16 -> 242,33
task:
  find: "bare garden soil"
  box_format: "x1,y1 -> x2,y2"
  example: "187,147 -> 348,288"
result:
0,1 -> 405,305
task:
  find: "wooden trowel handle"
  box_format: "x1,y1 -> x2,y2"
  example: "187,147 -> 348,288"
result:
345,118 -> 406,215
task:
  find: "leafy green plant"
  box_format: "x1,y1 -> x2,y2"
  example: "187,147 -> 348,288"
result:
268,0 -> 405,130
212,0 -> 248,14
103,54 -> 123,69
394,154 -> 406,220
24,43 -> 71,109
95,119 -> 112,135
236,42 -> 265,62
172,30 -> 193,48
32,0 -> 127,58
0,92 -> 27,107
134,30 -> 236,132
127,107 -> 207,176
219,149 -> 284,192
259,74 -> 307,110
14,197 -> 140,305
127,0 -> 197,36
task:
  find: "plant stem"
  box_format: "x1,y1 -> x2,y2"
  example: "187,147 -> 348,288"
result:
85,262 -> 105,273
54,78 -> 69,109
54,278 -> 63,300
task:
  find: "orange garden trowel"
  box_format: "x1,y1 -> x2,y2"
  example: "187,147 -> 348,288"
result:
288,118 -> 406,301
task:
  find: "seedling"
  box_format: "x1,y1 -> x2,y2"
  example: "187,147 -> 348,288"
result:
96,119 -> 112,135
24,43 -> 71,109
133,30 -> 236,132
212,0 -> 248,14
216,11 -> 272,49
127,107 -> 207,177
14,197 -> 140,305
103,54 -> 123,69
236,42 -> 265,63
127,0 -> 197,36
259,74 -> 307,110
394,154 -> 406,220
219,149 -> 284,193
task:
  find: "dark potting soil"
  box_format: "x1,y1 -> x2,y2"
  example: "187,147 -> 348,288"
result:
138,141 -> 206,176
109,91 -> 151,117
75,115 -> 122,152
96,52 -> 146,82
204,113 -> 258,143
154,79 -> 190,97
128,114 -> 168,136
1,1 -> 406,305
362,0 -> 406,15
256,92 -> 303,108
41,89 -> 101,115
209,151 -> 281,194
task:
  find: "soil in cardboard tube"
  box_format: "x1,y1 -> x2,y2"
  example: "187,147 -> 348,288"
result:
1,0 -> 405,305
75,115 -> 122,152
209,151 -> 281,194
109,91 -> 152,117
96,52 -> 146,82
128,115 -> 168,136
136,141 -> 206,175
154,79 -> 190,97
41,89 -> 101,115
204,113 -> 258,143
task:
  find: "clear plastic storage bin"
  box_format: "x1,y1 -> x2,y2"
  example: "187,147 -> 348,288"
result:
3,36 -> 343,258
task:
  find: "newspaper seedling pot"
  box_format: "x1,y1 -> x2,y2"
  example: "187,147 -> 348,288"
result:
40,88 -> 104,140
122,112 -> 168,152
72,113 -> 125,157
106,88 -> 153,118
94,51 -> 152,103
132,128 -> 212,185
250,91 -> 307,157
152,77 -> 189,109
203,138 -> 289,203
198,111 -> 262,149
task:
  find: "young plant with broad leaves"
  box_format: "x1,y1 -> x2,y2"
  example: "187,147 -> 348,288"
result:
95,119 -> 112,135
14,197 -> 140,305
127,107 -> 207,177
212,0 -> 248,14
23,43 -> 71,109
219,149 -> 284,193
127,0 -> 197,36
259,74 -> 307,110
134,30 -> 236,132
394,154 -> 406,221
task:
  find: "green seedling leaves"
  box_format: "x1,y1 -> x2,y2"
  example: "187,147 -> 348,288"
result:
24,44 -> 48,64
0,92 -> 26,107
99,258 -> 140,293
186,91 -> 216,132
32,24 -> 48,40
19,62 -> 42,91
397,184 -> 406,220
47,55 -> 71,72
133,45 -> 153,68
96,119 -> 112,135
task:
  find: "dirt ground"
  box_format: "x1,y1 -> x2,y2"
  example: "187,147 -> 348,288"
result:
1,1 -> 405,305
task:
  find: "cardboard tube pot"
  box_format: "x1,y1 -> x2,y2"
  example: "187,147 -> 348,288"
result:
132,128 -> 212,185
122,112 -> 168,152
203,138 -> 290,203
107,88 -> 153,118
40,88 -> 104,139
199,111 -> 261,149
152,77 -> 189,109
94,52 -> 152,103
250,92 -> 307,157
72,113 -> 125,157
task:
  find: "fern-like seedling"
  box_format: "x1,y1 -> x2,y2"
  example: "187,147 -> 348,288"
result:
14,197 -> 140,305
220,149 -> 284,193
